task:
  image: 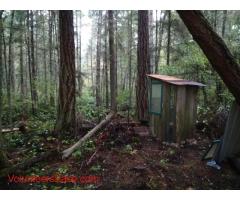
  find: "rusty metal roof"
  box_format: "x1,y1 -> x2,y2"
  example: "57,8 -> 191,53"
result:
147,74 -> 206,87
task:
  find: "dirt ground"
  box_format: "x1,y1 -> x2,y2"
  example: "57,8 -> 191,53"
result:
3,115 -> 240,190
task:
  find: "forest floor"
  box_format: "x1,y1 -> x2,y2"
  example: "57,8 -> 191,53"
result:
2,114 -> 240,190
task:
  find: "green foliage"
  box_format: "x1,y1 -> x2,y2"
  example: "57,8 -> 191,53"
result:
90,164 -> 102,173
5,132 -> 24,147
117,90 -> 130,108
83,140 -> 95,152
76,89 -> 107,120
169,149 -> 176,155
159,159 -> 169,166
72,140 -> 96,160
122,144 -> 133,154
72,149 -> 82,159
58,165 -> 69,174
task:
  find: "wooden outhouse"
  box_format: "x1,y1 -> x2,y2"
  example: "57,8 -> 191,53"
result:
147,74 -> 205,143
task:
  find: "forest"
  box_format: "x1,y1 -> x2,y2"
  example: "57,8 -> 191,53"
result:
0,10 -> 240,190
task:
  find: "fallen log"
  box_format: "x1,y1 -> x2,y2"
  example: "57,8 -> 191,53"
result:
2,128 -> 20,133
0,150 -> 59,178
2,123 -> 28,134
62,111 -> 116,159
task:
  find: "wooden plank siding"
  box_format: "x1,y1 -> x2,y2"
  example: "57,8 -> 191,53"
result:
175,86 -> 187,142
176,86 -> 198,142
149,81 -> 199,143
185,87 -> 198,139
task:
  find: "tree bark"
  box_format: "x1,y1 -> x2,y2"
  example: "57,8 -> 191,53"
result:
55,11 -> 76,133
136,10 -> 150,122
155,11 -> 166,73
115,12 -> 118,99
42,11 -> 48,104
49,11 -> 55,106
26,11 -> 33,113
222,11 -> 227,39
108,10 -> 117,111
7,11 -> 15,126
8,11 -> 15,93
148,10 -> 154,73
0,11 -> 10,170
90,39 -> 94,95
155,10 -> 159,72
19,17 -> 25,104
177,10 -> 240,105
104,13 -> 109,109
30,10 -> 38,114
26,11 -> 36,114
75,11 -> 82,96
166,10 -> 171,66
128,11 -> 133,111
96,11 -> 102,107
78,11 -> 82,96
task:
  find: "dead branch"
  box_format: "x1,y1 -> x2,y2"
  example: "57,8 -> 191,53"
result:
86,148 -> 99,166
62,111 -> 116,159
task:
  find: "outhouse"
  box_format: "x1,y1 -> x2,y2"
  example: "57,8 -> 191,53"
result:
147,74 -> 205,143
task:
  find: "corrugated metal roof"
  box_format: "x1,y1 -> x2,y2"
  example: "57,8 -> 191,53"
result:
147,74 -> 206,87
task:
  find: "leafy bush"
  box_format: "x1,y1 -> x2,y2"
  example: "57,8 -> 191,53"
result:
76,89 -> 107,120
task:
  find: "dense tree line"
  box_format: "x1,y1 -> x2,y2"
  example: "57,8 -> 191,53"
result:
0,10 -> 239,153
1,10 -> 240,190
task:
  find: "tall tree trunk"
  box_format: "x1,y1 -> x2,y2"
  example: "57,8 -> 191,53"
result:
42,11 -> 48,104
177,10 -> 240,105
55,11 -> 76,133
0,11 -> 9,169
90,39 -> 94,95
155,10 -> 159,72
53,11 -> 60,106
155,11 -> 166,73
149,10 -> 154,73
30,11 -> 38,114
19,14 -> 26,113
3,29 -> 7,95
96,11 -> 102,107
78,12 -> 82,96
108,10 -> 117,111
26,11 -> 34,113
213,10 -> 217,30
35,11 -> 39,78
75,11 -> 79,75
222,11 -> 227,39
7,11 -> 15,126
75,11 -> 82,96
19,34 -> 24,100
8,11 -> 15,93
114,12 -> 118,98
136,10 -> 150,122
128,11 -> 133,109
166,10 -> 171,66
104,13 -> 109,109
49,11 -> 55,106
